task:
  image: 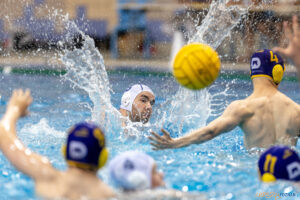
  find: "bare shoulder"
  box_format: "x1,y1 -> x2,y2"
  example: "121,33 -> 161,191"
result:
35,162 -> 59,182
287,99 -> 300,118
277,92 -> 300,111
224,100 -> 254,117
226,99 -> 251,111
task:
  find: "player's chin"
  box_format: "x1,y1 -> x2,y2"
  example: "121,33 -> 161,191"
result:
141,115 -> 151,124
141,118 -> 149,124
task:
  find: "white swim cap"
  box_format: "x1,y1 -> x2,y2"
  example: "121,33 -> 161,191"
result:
120,84 -> 154,112
109,151 -> 155,190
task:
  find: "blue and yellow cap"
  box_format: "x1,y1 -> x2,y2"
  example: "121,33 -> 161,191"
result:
250,49 -> 285,85
63,122 -> 108,170
258,145 -> 300,182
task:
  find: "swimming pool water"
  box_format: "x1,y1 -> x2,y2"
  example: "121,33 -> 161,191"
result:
0,71 -> 299,200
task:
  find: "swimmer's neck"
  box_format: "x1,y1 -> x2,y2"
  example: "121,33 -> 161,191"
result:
119,108 -> 132,121
119,109 -> 141,123
67,167 -> 98,176
252,78 -> 278,95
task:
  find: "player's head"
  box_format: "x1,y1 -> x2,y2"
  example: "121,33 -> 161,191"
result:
120,84 -> 155,123
250,49 -> 285,85
109,151 -> 164,190
258,145 -> 300,182
62,122 -> 108,171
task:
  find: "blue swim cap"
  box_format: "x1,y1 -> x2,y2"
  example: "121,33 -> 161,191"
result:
63,122 -> 108,170
250,49 -> 285,85
258,145 -> 300,182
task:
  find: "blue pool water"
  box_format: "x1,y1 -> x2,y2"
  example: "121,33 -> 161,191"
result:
0,71 -> 299,200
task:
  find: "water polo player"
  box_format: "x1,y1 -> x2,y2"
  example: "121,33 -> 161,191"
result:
150,49 -> 300,150
109,151 -> 164,190
120,84 -> 155,124
0,89 -> 114,199
108,151 -> 207,199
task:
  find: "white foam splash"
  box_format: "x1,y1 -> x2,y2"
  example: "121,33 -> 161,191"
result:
159,1 -> 249,135
189,0 -> 248,49
60,21 -> 121,130
156,87 -> 211,136
20,118 -> 64,138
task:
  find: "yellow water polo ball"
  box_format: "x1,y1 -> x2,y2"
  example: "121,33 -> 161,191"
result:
173,43 -> 221,90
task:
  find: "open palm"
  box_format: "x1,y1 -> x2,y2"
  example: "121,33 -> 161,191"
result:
274,16 -> 300,60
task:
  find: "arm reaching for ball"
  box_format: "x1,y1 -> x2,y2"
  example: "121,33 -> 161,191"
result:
149,101 -> 253,150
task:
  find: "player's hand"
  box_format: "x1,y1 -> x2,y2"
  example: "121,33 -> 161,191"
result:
149,129 -> 177,150
7,89 -> 32,118
273,16 -> 300,60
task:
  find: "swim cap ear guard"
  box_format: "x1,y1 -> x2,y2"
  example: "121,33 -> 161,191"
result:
62,122 -> 109,170
250,49 -> 285,85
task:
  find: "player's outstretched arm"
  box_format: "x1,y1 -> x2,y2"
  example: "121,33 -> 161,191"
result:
273,16 -> 300,79
0,89 -> 56,180
149,101 -> 252,150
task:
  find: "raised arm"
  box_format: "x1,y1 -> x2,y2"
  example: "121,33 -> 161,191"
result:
0,89 -> 56,180
149,101 -> 253,150
273,16 -> 300,79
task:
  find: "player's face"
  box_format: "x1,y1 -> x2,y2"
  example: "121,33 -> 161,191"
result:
131,91 -> 155,123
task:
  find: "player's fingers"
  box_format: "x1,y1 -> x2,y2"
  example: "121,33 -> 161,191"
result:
150,142 -> 163,149
273,47 -> 287,55
284,21 -> 293,40
152,147 -> 160,151
149,132 -> 165,142
292,15 -> 299,35
148,136 -> 160,142
12,90 -> 17,97
24,89 -> 31,97
152,146 -> 164,151
161,129 -> 171,139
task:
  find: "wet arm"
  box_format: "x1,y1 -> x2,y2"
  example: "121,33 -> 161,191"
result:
171,101 -> 252,148
174,118 -> 236,148
0,90 -> 56,181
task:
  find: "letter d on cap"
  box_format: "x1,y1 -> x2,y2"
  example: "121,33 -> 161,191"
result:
251,57 -> 261,70
69,141 -> 88,159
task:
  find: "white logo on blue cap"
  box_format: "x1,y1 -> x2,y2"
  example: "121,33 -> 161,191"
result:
251,57 -> 261,70
69,141 -> 88,159
287,162 -> 300,180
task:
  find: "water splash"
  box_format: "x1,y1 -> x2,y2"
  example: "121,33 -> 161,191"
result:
60,0 -> 249,139
188,0 -> 248,49
20,118 -> 65,138
60,21 -> 122,130
208,78 -> 239,117
161,0 -> 249,134
60,23 -> 152,138
157,87 -> 210,137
